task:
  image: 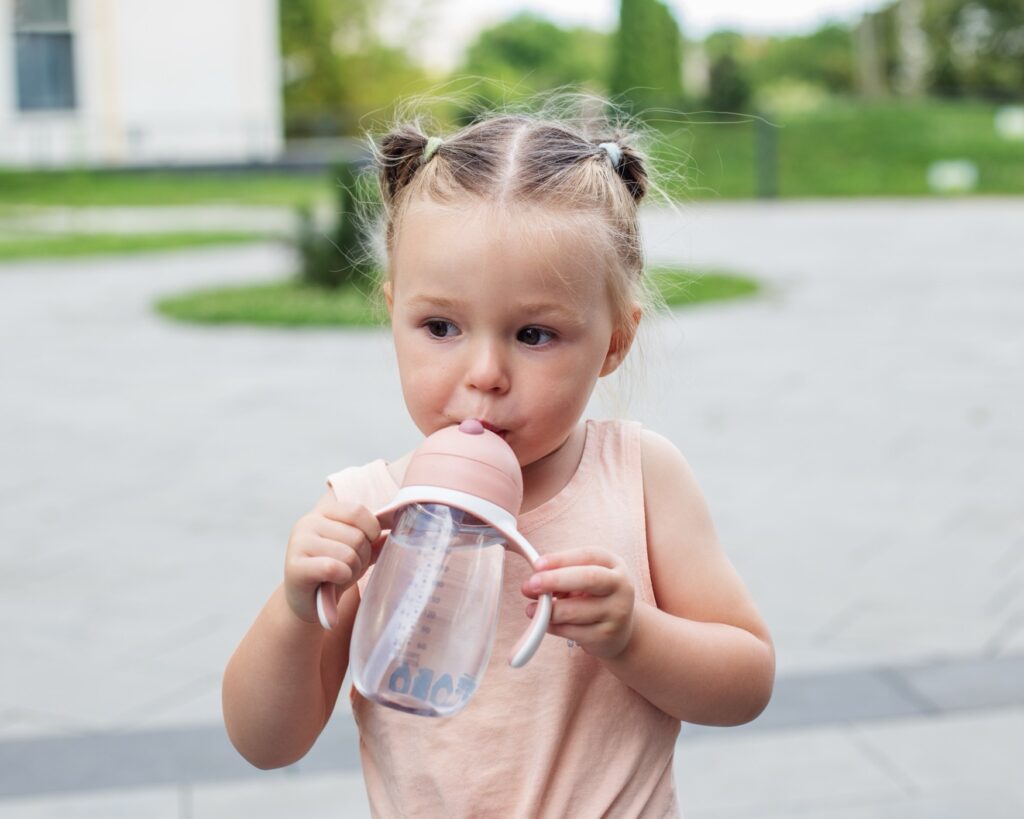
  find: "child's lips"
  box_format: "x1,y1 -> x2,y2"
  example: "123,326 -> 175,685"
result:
478,421 -> 509,439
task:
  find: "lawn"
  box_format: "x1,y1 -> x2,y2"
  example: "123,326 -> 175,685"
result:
4,99 -> 1020,209
652,98 -> 1024,199
155,267 -> 759,328
0,169 -> 331,208
0,231 -> 271,260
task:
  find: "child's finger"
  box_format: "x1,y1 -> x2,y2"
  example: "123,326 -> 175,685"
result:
319,501 -> 381,543
525,565 -> 619,597
313,520 -> 373,565
533,548 -> 618,571
308,536 -> 368,575
527,597 -> 605,626
294,555 -> 355,589
545,622 -> 596,645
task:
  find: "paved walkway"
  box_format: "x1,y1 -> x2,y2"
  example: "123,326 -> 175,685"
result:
1,199 -> 1022,817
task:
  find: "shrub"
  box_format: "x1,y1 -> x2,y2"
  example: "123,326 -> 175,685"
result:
296,161 -> 373,289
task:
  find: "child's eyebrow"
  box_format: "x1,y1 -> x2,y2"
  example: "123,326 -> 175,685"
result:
403,294 -> 579,322
403,294 -> 464,311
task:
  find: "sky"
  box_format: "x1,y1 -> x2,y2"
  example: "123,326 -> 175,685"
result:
395,0 -> 889,72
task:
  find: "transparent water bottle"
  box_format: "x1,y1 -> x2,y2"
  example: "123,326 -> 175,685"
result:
349,503 -> 506,716
315,419 -> 553,717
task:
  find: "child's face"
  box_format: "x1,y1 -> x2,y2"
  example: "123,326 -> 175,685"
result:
386,199 -> 627,469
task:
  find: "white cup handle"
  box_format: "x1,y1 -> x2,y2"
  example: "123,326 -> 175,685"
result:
315,502 -> 400,631
504,529 -> 552,668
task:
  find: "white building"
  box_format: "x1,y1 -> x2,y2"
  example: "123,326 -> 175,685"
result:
0,0 -> 282,168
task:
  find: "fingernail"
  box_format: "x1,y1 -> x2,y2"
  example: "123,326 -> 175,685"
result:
534,557 -> 548,570
526,603 -> 536,618
527,575 -> 542,593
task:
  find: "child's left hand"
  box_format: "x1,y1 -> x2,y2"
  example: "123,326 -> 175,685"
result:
522,549 -> 636,659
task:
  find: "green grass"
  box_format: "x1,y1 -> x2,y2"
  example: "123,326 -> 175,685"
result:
0,169 -> 330,208
0,231 -> 272,260
652,98 -> 1024,199
156,279 -> 386,327
155,268 -> 759,328
650,267 -> 760,307
4,100 -> 1023,207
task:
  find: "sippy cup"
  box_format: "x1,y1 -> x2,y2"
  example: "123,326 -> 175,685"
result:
315,419 -> 553,717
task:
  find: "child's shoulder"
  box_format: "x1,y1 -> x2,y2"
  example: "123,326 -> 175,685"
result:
636,428 -> 713,533
324,458 -> 397,509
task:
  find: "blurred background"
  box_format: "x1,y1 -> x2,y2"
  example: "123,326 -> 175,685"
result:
1,1 -> 1022,817
2,0 -> 1023,201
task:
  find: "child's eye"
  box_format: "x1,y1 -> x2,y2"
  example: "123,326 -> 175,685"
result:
517,326 -> 555,346
424,319 -> 459,339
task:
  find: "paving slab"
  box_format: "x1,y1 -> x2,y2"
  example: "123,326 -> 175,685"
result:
676,707 -> 1024,819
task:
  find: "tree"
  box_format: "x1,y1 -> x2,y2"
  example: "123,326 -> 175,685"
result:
451,13 -> 610,120
703,31 -> 752,113
297,161 -> 375,289
280,0 -> 350,135
279,0 -> 435,136
751,24 -> 856,95
610,0 -> 685,115
919,0 -> 1024,99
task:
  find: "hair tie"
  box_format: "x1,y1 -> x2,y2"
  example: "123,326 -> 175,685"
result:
598,142 -> 622,168
422,136 -> 443,163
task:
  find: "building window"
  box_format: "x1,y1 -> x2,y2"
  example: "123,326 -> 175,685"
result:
14,0 -> 76,111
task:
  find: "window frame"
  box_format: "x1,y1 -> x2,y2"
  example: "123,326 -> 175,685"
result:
13,0 -> 77,113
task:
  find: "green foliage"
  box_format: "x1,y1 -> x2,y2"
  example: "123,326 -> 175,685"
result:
451,14 -> 610,121
279,0 -> 349,135
707,53 -> 752,113
296,161 -> 375,289
919,0 -> 1024,99
279,0 -> 435,136
749,24 -> 856,95
610,0 -> 685,116
701,30 -> 752,113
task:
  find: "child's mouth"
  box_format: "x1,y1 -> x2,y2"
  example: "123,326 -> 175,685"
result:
478,421 -> 508,439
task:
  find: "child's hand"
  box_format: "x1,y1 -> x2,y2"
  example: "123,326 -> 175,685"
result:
522,549 -> 636,659
283,498 -> 382,625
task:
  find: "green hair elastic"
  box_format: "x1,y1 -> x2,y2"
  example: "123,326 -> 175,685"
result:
422,136 -> 443,163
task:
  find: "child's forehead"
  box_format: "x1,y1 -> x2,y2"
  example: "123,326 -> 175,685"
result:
390,198 -> 616,312
394,198 -> 610,270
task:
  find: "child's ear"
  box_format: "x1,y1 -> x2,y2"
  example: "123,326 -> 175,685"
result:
382,280 -> 394,317
600,305 -> 642,377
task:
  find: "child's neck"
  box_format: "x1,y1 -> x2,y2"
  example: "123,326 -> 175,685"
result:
519,421 -> 587,514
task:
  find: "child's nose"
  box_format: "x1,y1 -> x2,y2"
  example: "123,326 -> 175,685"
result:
465,340 -> 510,394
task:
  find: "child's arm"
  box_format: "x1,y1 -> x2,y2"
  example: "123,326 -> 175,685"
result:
222,493 -> 379,768
523,430 -> 775,726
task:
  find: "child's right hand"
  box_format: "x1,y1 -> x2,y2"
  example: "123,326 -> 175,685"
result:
283,494 -> 382,625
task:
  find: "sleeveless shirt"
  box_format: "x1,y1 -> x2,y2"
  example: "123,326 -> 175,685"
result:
326,420 -> 681,818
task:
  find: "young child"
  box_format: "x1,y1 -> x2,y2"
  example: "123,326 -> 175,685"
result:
223,102 -> 774,817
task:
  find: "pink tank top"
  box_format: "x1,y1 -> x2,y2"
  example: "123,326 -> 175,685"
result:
327,420 -> 681,818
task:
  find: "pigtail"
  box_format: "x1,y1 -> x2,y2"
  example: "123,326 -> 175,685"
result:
378,125 -> 431,205
595,140 -> 648,205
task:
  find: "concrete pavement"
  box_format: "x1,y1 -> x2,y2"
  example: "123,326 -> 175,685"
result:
1,198 -> 1022,816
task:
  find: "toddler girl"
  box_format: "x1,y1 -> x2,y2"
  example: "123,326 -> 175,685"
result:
223,100 -> 774,818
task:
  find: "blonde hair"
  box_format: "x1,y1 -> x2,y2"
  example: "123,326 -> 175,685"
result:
362,91 -> 669,336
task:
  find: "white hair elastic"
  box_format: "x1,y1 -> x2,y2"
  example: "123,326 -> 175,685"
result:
422,136 -> 443,163
598,142 -> 622,168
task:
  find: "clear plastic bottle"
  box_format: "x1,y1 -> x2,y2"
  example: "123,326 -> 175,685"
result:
350,502 -> 506,717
